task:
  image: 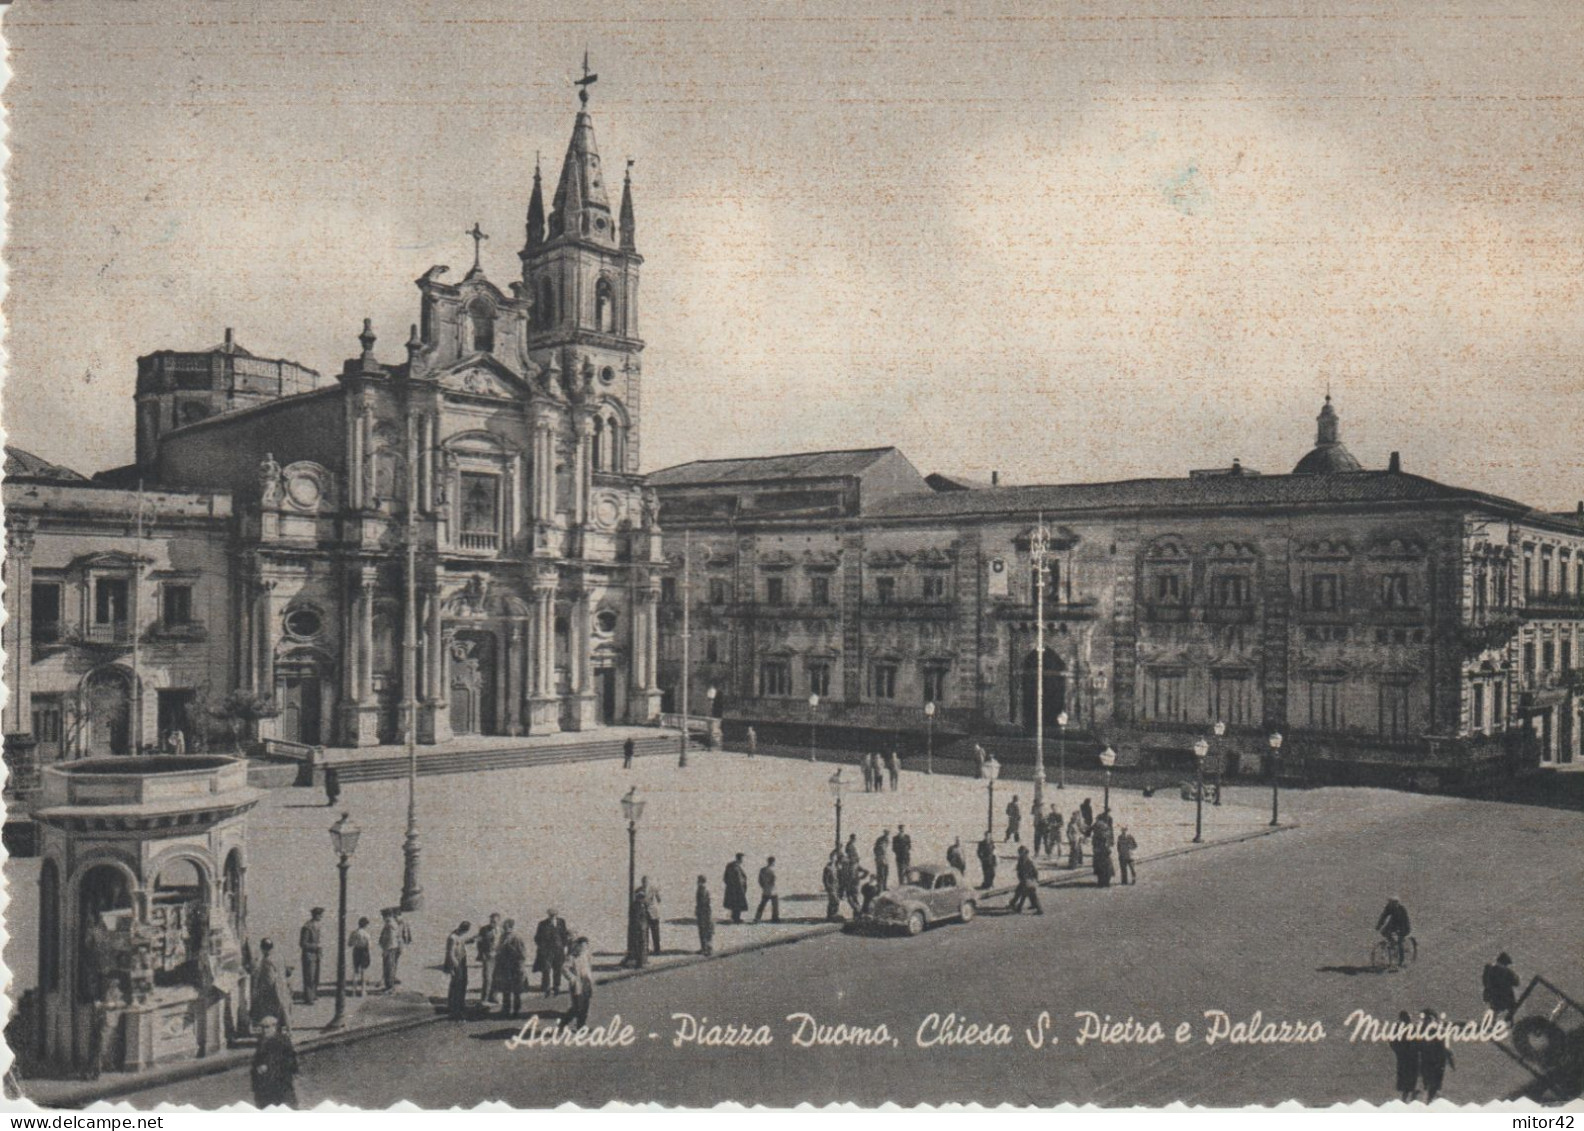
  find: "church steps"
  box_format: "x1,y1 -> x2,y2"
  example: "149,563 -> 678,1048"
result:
323,735 -> 676,784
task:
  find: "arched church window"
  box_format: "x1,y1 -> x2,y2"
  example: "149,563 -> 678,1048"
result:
468,302 -> 495,354
595,278 -> 615,333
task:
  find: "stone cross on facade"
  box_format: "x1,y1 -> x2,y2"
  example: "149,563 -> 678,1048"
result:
466,222 -> 488,271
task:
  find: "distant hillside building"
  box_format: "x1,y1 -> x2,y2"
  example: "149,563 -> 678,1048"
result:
652,399 -> 1584,785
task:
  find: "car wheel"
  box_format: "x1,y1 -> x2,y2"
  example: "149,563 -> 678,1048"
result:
959,900 -> 976,923
907,910 -> 926,936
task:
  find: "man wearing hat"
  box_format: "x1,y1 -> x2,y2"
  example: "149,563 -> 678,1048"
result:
533,908 -> 571,997
298,908 -> 324,1005
249,938 -> 292,1031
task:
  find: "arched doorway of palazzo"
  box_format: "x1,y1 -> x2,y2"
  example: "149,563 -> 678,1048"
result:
1019,648 -> 1068,734
81,666 -> 134,756
449,630 -> 498,737
277,647 -> 335,747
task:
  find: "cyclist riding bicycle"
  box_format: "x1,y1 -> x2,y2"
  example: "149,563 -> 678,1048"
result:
1375,896 -> 1412,966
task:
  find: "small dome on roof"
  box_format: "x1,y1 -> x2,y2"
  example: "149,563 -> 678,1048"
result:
1292,396 -> 1365,475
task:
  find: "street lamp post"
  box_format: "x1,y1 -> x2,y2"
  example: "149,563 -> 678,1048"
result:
984,755 -> 1001,837
1099,746 -> 1116,811
326,811 -> 362,1031
924,701 -> 936,775
808,693 -> 820,762
706,686 -> 718,749
1268,732 -> 1283,827
1212,720 -> 1226,806
827,768 -> 845,852
1191,739 -> 1208,844
1056,711 -> 1069,791
621,787 -> 646,901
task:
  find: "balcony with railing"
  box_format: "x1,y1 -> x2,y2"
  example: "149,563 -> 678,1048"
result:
1521,591 -> 1584,619
456,530 -> 500,553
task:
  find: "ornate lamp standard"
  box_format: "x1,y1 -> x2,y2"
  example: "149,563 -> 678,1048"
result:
1099,746 -> 1116,811
621,786 -> 646,901
1212,719 -> 1226,805
1268,732 -> 1283,826
924,701 -> 936,775
808,693 -> 820,762
1056,710 -> 1069,791
1191,739 -> 1209,843
827,768 -> 845,852
326,811 -> 362,1031
984,755 -> 1001,837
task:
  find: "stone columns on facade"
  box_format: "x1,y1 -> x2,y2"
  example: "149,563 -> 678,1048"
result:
3,524 -> 36,737
567,583 -> 598,731
505,620 -> 525,735
340,565 -> 381,746
574,416 -> 594,528
630,576 -> 662,723
532,420 -> 556,526
528,570 -> 560,733
420,583 -> 451,745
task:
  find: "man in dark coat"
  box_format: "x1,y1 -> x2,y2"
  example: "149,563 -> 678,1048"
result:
893,825 -> 913,877
623,737 -> 635,768
977,832 -> 997,890
622,887 -> 650,968
723,854 -> 750,924
250,1016 -> 300,1109
532,909 -> 571,997
496,920 -> 527,1017
839,855 -> 863,916
1008,846 -> 1044,914
1417,1010 -> 1455,1101
1080,796 -> 1095,831
1092,819 -> 1115,888
298,909 -> 324,1005
1388,1010 -> 1419,1102
249,938 -> 292,1032
843,833 -> 860,867
754,857 -> 780,923
1004,796 -> 1022,843
1482,952 -> 1520,1021
873,830 -> 892,891
1116,827 -> 1139,885
695,876 -> 715,955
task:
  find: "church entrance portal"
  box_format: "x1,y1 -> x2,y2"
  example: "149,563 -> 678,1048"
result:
597,667 -> 617,725
449,630 -> 497,736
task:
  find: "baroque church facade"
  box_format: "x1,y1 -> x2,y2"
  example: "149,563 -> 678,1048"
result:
3,90 -> 663,760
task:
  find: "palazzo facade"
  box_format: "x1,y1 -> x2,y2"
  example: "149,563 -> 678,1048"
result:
652,403 -> 1584,786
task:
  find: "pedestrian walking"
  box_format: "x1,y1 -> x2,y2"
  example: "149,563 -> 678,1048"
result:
533,909 -> 571,996
377,908 -> 406,991
1388,1011 -> 1419,1102
874,829 -> 892,891
823,852 -> 843,921
1417,1010 -> 1455,1101
1005,796 -> 1022,843
297,908 -> 324,1005
723,854 -> 750,924
843,833 -> 860,867
560,937 -> 594,1031
754,856 -> 781,923
946,837 -> 967,877
348,917 -> 373,997
323,767 -> 340,808
870,752 -> 884,791
644,878 -> 664,955
1045,810 -> 1064,856
1092,822 -> 1115,888
695,876 -> 716,954
497,919 -> 527,1017
840,855 -> 863,916
861,753 -> 875,793
249,1016 -> 300,1109
977,832 -> 998,890
1117,827 -> 1138,884
888,749 -> 901,790
893,824 -> 913,876
1008,846 -> 1044,914
974,743 -> 987,779
443,922 -> 471,1019
249,938 -> 292,1032
623,883 -> 651,968
1482,952 -> 1520,1022
622,736 -> 635,768
1067,810 -> 1085,868
476,912 -> 502,1004
1080,796 -> 1095,831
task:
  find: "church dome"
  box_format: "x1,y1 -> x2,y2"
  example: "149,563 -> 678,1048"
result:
1292,396 -> 1364,475
4,446 -> 86,482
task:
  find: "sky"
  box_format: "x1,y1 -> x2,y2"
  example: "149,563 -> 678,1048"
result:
2,0 -> 1582,505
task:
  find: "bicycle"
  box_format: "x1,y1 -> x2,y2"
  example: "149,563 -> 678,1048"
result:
1370,933 -> 1418,971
